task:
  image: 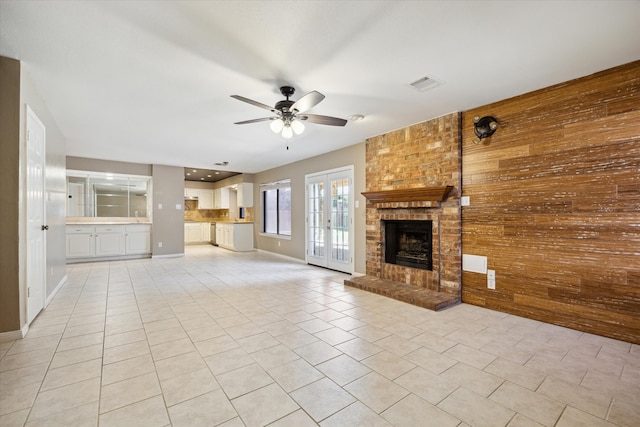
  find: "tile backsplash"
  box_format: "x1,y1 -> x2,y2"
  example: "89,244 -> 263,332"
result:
183,200 -> 253,222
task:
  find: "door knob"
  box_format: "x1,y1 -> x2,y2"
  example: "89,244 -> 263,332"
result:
41,225 -> 49,230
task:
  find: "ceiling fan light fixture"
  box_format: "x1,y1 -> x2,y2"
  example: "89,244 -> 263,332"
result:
291,119 -> 305,135
282,125 -> 293,139
270,118 -> 284,133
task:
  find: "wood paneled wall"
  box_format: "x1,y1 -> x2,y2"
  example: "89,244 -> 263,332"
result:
461,61 -> 640,344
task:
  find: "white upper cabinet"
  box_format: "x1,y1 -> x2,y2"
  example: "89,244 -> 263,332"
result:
215,188 -> 230,209
198,189 -> 215,209
237,183 -> 254,207
185,188 -> 215,209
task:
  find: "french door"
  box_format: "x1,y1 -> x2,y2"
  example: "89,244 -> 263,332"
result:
305,166 -> 354,273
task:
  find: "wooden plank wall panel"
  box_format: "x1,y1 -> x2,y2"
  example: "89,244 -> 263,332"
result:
461,60 -> 640,344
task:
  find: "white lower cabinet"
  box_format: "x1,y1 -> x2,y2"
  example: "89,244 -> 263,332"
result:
67,224 -> 151,260
184,223 -> 211,244
66,226 -> 95,258
185,223 -> 203,244
215,223 -> 253,252
126,225 -> 152,254
95,226 -> 125,256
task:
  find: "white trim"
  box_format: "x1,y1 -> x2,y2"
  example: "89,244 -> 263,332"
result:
0,324 -> 28,342
258,233 -> 291,240
67,254 -> 151,264
45,274 -> 68,307
66,169 -> 151,180
151,253 -> 185,259
256,249 -> 306,264
305,165 -> 354,178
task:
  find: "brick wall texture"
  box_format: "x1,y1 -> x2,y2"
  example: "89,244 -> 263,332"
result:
365,112 -> 461,294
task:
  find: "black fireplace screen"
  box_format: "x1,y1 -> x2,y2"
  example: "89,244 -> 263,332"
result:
384,220 -> 433,270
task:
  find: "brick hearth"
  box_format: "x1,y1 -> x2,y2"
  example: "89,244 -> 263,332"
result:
344,276 -> 460,311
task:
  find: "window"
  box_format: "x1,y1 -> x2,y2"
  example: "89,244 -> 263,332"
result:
260,179 -> 291,237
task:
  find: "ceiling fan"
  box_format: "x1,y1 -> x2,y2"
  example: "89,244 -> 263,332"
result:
231,86 -> 347,139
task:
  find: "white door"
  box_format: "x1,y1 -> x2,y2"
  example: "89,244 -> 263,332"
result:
26,106 -> 46,324
305,166 -> 354,273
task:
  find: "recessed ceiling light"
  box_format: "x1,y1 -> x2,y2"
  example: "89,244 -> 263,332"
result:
192,169 -> 197,172
207,175 -> 212,177
215,172 -> 220,175
409,75 -> 443,92
201,178 -> 205,180
186,173 -> 191,176
349,114 -> 365,121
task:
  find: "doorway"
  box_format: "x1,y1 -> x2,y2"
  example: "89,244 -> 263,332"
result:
305,166 -> 354,274
26,106 -> 46,324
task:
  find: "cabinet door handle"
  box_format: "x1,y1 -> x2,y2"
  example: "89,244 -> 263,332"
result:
41,225 -> 49,230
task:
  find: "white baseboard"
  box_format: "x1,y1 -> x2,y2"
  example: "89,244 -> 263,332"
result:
0,324 -> 28,343
151,253 -> 184,259
46,274 -> 68,307
257,249 -> 306,264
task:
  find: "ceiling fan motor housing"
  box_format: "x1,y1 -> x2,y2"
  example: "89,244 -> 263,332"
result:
275,100 -> 295,113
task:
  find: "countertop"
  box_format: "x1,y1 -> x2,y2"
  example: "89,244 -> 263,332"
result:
66,221 -> 152,225
185,220 -> 253,224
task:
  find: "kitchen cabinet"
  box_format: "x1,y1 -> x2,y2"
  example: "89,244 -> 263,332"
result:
95,226 -> 125,256
185,188 -> 216,209
184,222 -> 211,244
67,224 -> 151,260
237,183 -> 254,207
126,224 -> 152,254
184,188 -> 199,198
198,189 -> 215,209
214,188 -> 230,209
66,226 -> 95,258
185,223 -> 202,243
200,223 -> 210,241
215,223 -> 253,252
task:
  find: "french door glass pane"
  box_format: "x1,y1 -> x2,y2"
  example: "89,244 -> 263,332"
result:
308,182 -> 324,257
331,178 -> 349,263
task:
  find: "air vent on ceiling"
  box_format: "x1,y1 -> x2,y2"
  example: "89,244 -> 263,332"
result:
409,75 -> 443,92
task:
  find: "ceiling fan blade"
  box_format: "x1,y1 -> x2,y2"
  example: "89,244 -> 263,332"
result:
290,91 -> 325,113
234,117 -> 274,125
299,114 -> 347,127
231,95 -> 276,112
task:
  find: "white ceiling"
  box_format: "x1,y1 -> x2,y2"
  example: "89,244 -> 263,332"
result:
2,1 -> 639,174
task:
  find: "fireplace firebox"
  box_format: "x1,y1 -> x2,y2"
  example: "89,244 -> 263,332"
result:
384,220 -> 433,271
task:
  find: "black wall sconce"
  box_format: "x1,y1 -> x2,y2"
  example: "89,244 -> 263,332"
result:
473,116 -> 498,144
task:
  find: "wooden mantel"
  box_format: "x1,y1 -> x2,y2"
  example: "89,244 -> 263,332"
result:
361,186 -> 453,204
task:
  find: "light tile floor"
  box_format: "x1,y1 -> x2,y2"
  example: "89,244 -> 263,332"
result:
1,245 -> 639,426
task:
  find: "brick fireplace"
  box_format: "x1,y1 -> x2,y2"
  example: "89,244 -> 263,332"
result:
347,113 -> 462,306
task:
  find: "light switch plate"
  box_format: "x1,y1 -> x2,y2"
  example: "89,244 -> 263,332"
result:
461,196 -> 470,206
487,269 -> 496,289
